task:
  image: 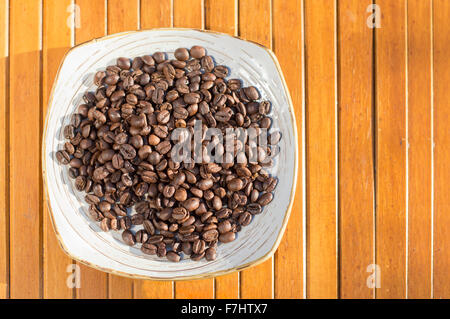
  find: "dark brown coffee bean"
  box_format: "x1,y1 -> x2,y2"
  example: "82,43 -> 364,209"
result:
122,230 -> 136,246
172,207 -> 188,220
219,231 -> 235,243
167,251 -> 181,262
190,45 -> 206,59
56,150 -> 70,164
147,234 -> 164,244
174,47 -> 189,61
143,220 -> 156,235
117,57 -> 131,70
202,229 -> 219,242
141,243 -> 157,255
257,192 -> 273,206
191,252 -> 205,261
192,239 -> 206,254
227,178 -> 244,191
205,247 -> 216,261
183,198 -> 200,212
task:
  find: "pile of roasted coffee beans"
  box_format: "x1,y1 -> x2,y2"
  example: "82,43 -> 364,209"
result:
56,45 -> 281,262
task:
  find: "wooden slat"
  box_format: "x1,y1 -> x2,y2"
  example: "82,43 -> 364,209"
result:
239,0 -> 273,299
141,0 -> 172,29
9,0 -> 42,299
133,0 -> 174,300
172,0 -> 213,299
432,0 -> 450,299
272,0 -> 303,299
205,0 -> 236,35
173,0 -> 203,29
106,0 -> 139,299
0,0 -> 9,299
375,0 -> 407,299
205,0 -> 239,299
74,0 -> 108,299
407,0 -> 432,299
304,0 -> 337,299
42,0 -> 74,299
338,0 -> 374,299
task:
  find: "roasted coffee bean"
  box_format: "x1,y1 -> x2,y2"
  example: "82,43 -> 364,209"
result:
247,203 -> 262,215
238,212 -> 252,226
219,231 -> 235,243
191,252 -> 205,261
183,198 -> 200,212
227,178 -> 244,191
202,229 -> 219,242
56,150 -> 70,164
174,47 -> 189,61
258,192 -> 273,206
122,230 -> 136,246
166,251 -> 181,262
141,242 -> 157,255
192,239 -> 206,254
120,144 -> 136,160
190,45 -> 206,59
143,219 -> 156,235
205,247 -> 216,261
120,216 -> 132,230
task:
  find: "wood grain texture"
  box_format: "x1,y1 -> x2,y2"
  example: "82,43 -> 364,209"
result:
375,0 -> 407,299
134,0 -> 174,299
272,0 -> 303,299
239,0 -> 273,299
172,0 -> 214,300
107,0 -> 139,299
141,0 -> 172,29
0,0 -> 9,299
9,0 -> 42,299
432,0 -> 450,299
407,0 -> 432,299
304,0 -> 337,299
205,0 -> 236,36
74,0 -> 108,299
338,0 -> 374,299
173,0 -> 203,29
204,0 -> 239,299
42,0 -> 74,299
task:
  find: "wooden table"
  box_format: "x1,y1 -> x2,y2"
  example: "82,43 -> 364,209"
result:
1,0 -> 448,299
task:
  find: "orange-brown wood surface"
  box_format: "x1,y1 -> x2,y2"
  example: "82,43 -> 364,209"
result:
338,0 -> 374,299
0,0 -> 9,299
239,0 -> 273,299
375,0 -> 407,299
407,0 -> 432,299
433,0 -> 450,299
1,0 -> 449,299
42,0 -> 73,299
272,0 -> 303,299
9,0 -> 42,299
75,0 -> 108,299
305,0 -> 338,299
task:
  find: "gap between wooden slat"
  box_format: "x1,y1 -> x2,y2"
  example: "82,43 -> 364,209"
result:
1,0 -> 11,299
334,0 -> 339,298
429,0 -> 434,299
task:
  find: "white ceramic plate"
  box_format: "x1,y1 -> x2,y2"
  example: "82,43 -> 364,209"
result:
42,28 -> 298,280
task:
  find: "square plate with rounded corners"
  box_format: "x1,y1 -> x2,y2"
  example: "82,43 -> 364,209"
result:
42,28 -> 298,280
